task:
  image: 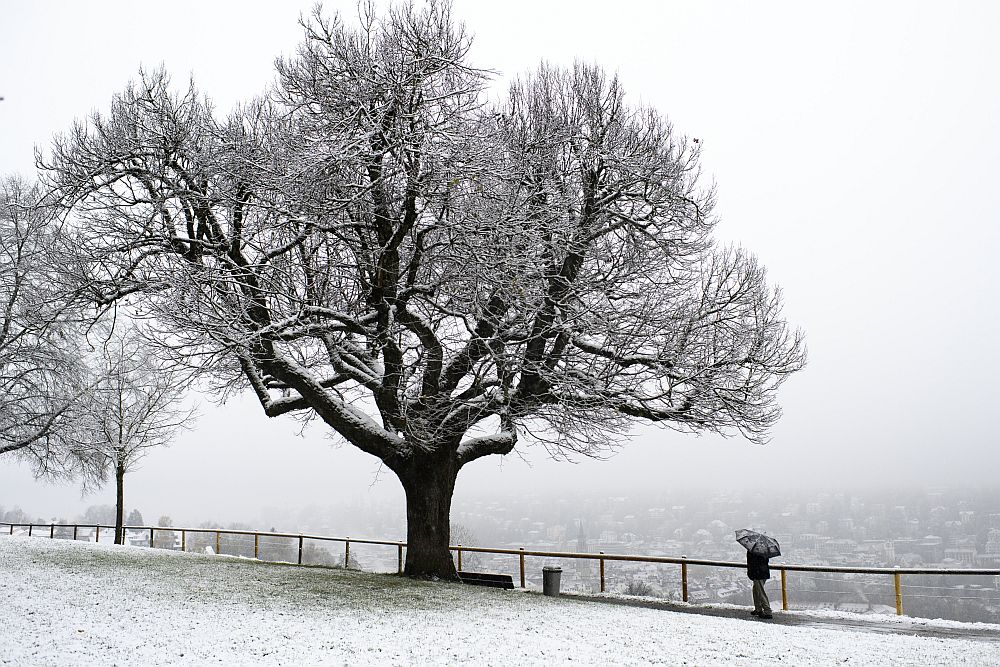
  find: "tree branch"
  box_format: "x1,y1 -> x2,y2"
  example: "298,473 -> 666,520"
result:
457,431 -> 516,466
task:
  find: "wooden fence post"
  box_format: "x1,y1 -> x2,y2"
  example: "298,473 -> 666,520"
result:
519,548 -> 525,588
181,529 -> 186,552
50,524 -> 55,539
345,538 -> 351,568
599,552 -> 606,593
457,545 -> 463,572
254,533 -> 260,560
8,524 -> 12,535
780,569 -> 788,611
398,543 -> 404,574
94,525 -> 99,542
298,535 -> 304,565
894,572 -> 903,616
150,527 -> 155,548
28,524 -> 33,537
216,531 -> 221,556
73,525 -> 78,541
681,556 -> 689,603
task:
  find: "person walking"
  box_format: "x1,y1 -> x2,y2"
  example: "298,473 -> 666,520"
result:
747,550 -> 773,619
735,528 -> 780,620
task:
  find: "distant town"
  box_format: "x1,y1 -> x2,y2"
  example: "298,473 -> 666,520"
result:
446,487 -> 1000,623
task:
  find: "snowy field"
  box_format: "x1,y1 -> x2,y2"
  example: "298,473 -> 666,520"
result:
1,536 -> 998,666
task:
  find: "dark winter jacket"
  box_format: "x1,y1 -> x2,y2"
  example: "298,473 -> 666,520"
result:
747,552 -> 770,581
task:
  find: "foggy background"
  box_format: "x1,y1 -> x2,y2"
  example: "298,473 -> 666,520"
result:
2,1 -> 998,526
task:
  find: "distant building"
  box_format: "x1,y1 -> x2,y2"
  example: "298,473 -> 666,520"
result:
916,535 -> 944,563
985,529 -> 1000,556
944,547 -> 976,566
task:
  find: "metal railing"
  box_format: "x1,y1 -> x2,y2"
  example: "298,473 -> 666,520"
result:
4,521 -> 999,616
2,522 -> 409,574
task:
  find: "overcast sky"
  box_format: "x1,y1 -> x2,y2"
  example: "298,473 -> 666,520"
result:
2,1 -> 998,524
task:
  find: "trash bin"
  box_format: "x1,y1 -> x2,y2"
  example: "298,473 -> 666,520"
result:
542,566 -> 562,597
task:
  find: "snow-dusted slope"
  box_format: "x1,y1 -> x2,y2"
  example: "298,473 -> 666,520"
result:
1,536 -> 996,666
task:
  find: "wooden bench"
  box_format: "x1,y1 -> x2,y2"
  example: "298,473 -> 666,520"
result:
458,571 -> 515,589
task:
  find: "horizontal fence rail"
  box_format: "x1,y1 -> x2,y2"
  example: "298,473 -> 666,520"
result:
4,521 -> 999,617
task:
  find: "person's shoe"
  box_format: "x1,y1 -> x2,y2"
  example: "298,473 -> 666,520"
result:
759,613 -> 773,619
750,610 -> 760,617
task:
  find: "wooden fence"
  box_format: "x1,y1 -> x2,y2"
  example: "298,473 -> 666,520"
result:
4,521 -> 999,616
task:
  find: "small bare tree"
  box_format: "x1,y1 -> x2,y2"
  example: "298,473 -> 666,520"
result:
450,523 -> 482,571
0,175 -> 97,476
79,325 -> 194,544
42,2 -> 805,578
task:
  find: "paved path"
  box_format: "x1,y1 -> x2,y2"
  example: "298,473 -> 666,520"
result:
561,592 -> 1000,644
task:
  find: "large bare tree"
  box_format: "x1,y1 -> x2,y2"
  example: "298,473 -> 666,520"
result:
41,2 -> 805,578
0,175 -> 97,476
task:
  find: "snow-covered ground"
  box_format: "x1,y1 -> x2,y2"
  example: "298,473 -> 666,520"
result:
1,536 -> 997,666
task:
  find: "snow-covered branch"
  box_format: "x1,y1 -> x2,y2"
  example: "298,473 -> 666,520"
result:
457,431 -> 517,466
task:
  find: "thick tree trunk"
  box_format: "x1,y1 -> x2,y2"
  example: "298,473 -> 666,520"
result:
398,453 -> 460,580
114,464 -> 125,545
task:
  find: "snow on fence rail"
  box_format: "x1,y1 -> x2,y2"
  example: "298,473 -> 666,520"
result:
4,521 -> 998,616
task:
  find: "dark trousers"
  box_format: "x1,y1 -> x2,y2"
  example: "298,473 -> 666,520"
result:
752,579 -> 772,615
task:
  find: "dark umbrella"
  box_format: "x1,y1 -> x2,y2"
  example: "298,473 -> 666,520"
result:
735,529 -> 781,558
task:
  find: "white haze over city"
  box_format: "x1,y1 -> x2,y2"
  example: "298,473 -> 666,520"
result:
1,0 -> 999,524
